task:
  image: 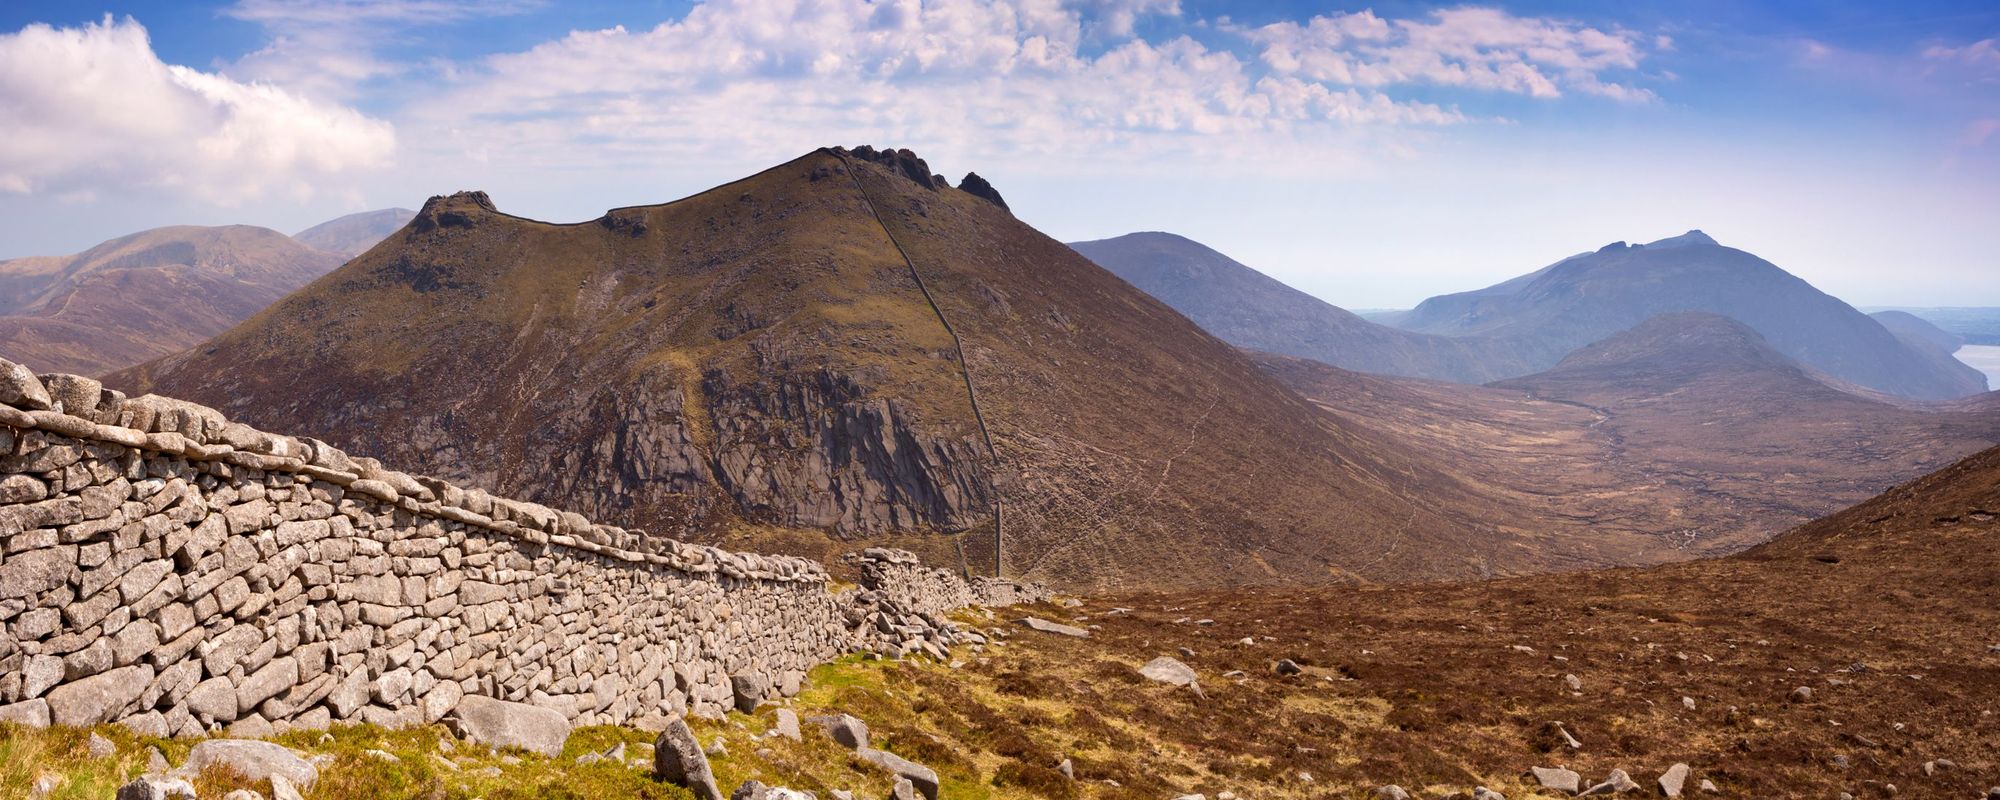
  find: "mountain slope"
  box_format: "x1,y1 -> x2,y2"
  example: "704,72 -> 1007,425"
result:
1263,312 -> 2000,559
116,147 -> 1579,590
1390,231 -> 1987,400
1061,441 -> 2000,797
1069,232 -> 1516,383
1871,308 -> 1964,358
292,208 -> 418,257
0,225 -> 344,375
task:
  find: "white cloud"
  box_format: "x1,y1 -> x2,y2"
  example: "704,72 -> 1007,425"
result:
1244,6 -> 1655,101
0,16 -> 395,205
400,0 -> 1473,176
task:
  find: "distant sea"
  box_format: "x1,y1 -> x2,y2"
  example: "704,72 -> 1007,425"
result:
1955,345 -> 2000,391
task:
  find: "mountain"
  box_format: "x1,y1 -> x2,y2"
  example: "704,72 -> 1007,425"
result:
1069,232 -> 1515,383
1262,312 -> 2000,558
0,225 -> 344,376
1871,308 -> 1964,355
292,208 -> 418,257
1389,231 -> 1988,400
114,147 -> 1599,590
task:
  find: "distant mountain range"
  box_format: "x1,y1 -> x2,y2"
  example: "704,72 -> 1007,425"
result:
1262,311 -> 2000,560
1862,306 -> 2000,346
1388,230 -> 1987,400
0,209 -> 416,376
1077,229 -> 1986,400
1069,232 -> 1518,383
294,208 -> 417,257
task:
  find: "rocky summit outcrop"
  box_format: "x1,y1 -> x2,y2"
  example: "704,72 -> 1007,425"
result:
0,359 -> 1043,738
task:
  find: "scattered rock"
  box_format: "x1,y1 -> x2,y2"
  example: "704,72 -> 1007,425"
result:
222,790 -> 265,800
1681,696 -> 1696,711
1788,686 -> 1814,703
87,731 -> 116,758
1562,673 -> 1583,691
811,713 -> 869,749
147,747 -> 169,775
1140,656 -> 1199,687
1698,779 -> 1718,793
270,774 -> 305,800
1057,758 -> 1074,780
1375,787 -> 1411,800
183,740 -> 319,789
857,747 -> 940,800
1549,721 -> 1583,750
890,778 -> 919,800
1530,766 -> 1581,794
1578,768 -> 1640,796
730,779 -> 815,800
116,776 -> 197,800
731,674 -> 770,713
1473,788 -> 1505,800
771,708 -> 801,740
447,695 -> 572,758
1018,617 -> 1089,638
655,717 -> 725,800
1273,659 -> 1303,676
1659,763 -> 1690,797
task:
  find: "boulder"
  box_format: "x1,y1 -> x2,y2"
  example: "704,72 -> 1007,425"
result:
88,732 -> 116,758
46,664 -> 151,727
1139,656 -> 1198,687
1017,617 -> 1088,638
183,740 -> 319,789
1578,769 -> 1640,796
1375,787 -> 1411,800
1530,766 -> 1581,794
116,776 -> 197,800
1273,659 -> 1303,676
730,780 -> 815,800
0,699 -> 50,728
447,695 -> 572,758
771,708 -> 801,741
731,673 -> 769,713
810,713 -> 869,749
654,717 -> 725,800
857,747 -> 939,800
0,358 -> 52,410
1659,763 -> 1690,797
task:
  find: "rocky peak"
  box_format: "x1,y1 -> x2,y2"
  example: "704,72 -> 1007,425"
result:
1644,229 -> 1720,249
840,146 -> 944,190
413,191 -> 498,233
957,172 -> 1009,212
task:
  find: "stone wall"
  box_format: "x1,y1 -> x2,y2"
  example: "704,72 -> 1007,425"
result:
0,361 -> 1040,738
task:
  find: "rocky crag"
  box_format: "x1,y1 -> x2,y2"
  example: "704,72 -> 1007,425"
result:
0,358 -> 1042,739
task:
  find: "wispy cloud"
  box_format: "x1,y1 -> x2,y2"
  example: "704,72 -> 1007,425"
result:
1241,7 -> 1656,101
221,0 -> 543,100
0,15 -> 394,203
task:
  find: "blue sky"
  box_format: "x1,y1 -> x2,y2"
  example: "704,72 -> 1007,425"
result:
1,0 -> 1995,308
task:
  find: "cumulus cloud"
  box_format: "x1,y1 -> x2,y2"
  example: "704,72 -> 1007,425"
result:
0,16 -> 395,204
402,0 -> 1487,175
1243,6 -> 1654,101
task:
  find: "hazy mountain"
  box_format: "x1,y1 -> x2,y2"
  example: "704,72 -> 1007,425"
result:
1861,306 -> 2000,346
117,147 -> 1601,590
1262,312 -> 2000,561
1069,232 -> 1516,383
1389,231 -> 1988,400
292,208 -> 418,257
0,225 -> 343,376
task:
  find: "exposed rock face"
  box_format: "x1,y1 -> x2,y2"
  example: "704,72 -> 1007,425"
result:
957,173 -> 1008,211
707,369 -> 994,533
845,146 -> 943,189
0,365 -> 1045,736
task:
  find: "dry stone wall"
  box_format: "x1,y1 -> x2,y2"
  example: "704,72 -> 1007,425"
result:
0,361 -> 1041,738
